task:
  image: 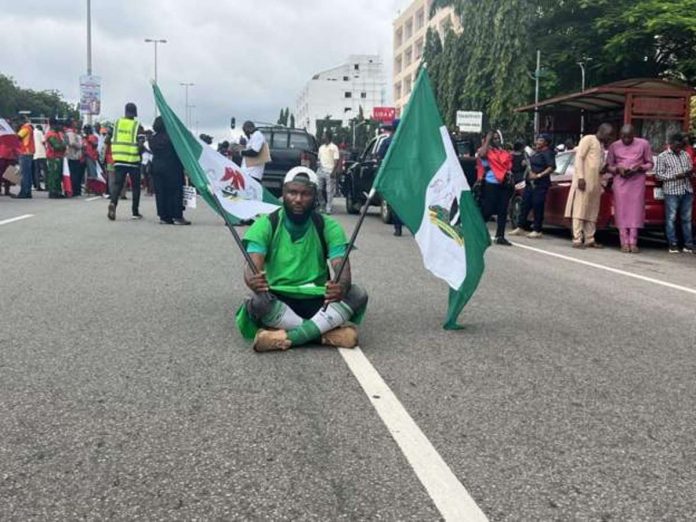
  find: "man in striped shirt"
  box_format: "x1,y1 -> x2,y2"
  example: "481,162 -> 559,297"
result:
655,132 -> 694,253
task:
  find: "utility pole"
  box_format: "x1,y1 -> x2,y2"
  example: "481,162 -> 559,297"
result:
534,49 -> 541,136
180,82 -> 194,127
85,0 -> 93,125
145,38 -> 167,119
577,58 -> 592,136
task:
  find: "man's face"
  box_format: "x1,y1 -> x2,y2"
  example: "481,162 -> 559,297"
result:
597,126 -> 613,145
535,138 -> 547,151
243,124 -> 254,138
620,131 -> 634,146
283,182 -> 315,216
671,140 -> 684,154
323,133 -> 330,145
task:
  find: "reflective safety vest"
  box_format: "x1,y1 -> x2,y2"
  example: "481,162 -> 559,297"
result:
111,118 -> 140,164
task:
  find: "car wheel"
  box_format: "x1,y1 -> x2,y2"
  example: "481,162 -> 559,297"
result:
509,194 -> 522,228
346,189 -> 360,215
380,199 -> 393,224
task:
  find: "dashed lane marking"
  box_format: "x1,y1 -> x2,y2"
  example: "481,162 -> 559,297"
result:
0,214 -> 34,226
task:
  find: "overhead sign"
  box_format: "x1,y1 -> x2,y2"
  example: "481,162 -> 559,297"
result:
456,111 -> 483,133
79,75 -> 101,115
372,107 -> 396,123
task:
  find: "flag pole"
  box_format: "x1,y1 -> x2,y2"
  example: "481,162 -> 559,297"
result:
205,183 -> 260,275
323,187 -> 377,310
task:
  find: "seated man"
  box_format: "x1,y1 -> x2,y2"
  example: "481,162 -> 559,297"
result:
236,167 -> 368,352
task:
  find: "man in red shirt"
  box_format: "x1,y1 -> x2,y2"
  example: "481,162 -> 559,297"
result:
15,115 -> 35,199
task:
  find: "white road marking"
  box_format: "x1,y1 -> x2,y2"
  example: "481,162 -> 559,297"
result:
508,240 -> 696,296
85,196 -> 101,202
339,347 -> 488,522
0,214 -> 34,226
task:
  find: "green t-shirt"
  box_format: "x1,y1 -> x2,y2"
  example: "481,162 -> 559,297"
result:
243,210 -> 348,298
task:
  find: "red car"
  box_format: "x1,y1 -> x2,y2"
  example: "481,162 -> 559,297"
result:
509,151 -> 696,231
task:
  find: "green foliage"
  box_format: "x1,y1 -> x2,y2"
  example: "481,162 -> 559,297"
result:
0,73 -> 78,121
289,113 -> 295,129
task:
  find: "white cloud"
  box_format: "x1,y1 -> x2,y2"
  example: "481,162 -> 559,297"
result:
0,0 -> 413,140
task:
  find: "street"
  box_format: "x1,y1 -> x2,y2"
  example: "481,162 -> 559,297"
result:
1,193 -> 695,521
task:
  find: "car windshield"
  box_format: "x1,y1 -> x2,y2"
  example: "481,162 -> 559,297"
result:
553,152 -> 573,175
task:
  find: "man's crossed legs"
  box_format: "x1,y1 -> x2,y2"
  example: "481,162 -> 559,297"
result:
246,285 -> 368,352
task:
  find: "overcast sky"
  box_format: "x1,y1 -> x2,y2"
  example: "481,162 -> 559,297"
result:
0,0 -> 411,140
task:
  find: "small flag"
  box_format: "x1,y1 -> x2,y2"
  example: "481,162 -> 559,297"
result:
62,157 -> 73,197
152,84 -> 279,222
373,68 -> 491,329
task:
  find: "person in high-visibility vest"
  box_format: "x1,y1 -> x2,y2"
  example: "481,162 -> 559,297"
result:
108,102 -> 144,221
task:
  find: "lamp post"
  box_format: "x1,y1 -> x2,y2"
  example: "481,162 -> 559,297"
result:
577,58 -> 592,135
180,82 -> 194,127
85,0 -> 93,125
144,38 -> 167,85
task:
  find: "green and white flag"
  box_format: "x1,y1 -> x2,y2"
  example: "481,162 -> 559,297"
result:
373,69 -> 491,330
153,84 -> 279,221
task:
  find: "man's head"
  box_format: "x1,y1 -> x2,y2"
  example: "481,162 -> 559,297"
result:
322,131 -> 333,145
242,121 -> 256,138
536,134 -> 551,151
669,132 -> 685,153
282,167 -> 318,223
36,124 -> 43,132
125,102 -> 138,118
83,124 -> 92,135
620,124 -> 635,146
596,123 -> 614,145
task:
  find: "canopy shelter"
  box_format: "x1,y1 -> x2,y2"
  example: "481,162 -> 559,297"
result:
516,78 -> 694,150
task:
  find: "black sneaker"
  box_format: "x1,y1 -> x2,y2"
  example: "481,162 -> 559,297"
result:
107,203 -> 116,221
172,218 -> 191,226
668,245 -> 680,254
495,237 -> 512,246
159,218 -> 174,225
131,213 -> 143,220
684,246 -> 694,254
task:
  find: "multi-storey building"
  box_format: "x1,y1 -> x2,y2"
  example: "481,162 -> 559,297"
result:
295,55 -> 387,136
393,1 -> 460,114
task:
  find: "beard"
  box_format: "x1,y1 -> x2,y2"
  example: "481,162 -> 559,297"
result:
283,198 -> 315,224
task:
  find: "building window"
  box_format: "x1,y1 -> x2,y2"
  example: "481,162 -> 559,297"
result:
395,83 -> 402,101
395,56 -> 402,74
345,92 -> 352,98
361,92 -> 367,99
405,20 -> 413,40
343,76 -> 349,81
405,46 -> 412,66
414,38 -> 424,60
404,75 -> 412,95
415,8 -> 425,30
395,27 -> 403,48
354,64 -> 360,71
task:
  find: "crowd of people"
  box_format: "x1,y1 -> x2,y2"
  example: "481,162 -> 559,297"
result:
0,103 -> 190,225
471,125 -> 695,254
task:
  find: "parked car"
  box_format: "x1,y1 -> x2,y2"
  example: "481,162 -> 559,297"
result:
509,150 -> 696,231
339,134 -> 390,217
253,126 -> 318,197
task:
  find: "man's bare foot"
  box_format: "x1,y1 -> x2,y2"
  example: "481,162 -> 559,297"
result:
253,329 -> 291,352
321,325 -> 358,348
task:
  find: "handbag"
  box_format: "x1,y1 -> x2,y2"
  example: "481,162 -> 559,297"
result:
2,165 -> 21,185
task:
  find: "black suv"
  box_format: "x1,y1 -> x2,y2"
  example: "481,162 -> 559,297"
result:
339,134 -> 390,219
256,127 -> 318,197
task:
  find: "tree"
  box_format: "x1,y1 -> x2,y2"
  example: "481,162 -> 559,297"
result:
0,73 -> 78,121
289,113 -> 295,129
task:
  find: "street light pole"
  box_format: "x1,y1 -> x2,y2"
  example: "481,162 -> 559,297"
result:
85,0 -> 93,125
577,58 -> 592,136
180,82 -> 194,127
534,49 -> 541,136
144,38 -> 167,85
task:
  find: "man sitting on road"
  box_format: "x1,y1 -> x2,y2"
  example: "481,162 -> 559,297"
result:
236,167 -> 368,352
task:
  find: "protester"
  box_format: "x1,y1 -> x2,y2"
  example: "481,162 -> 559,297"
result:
316,131 -> 340,214
510,134 -> 555,238
44,118 -> 67,199
141,130 -> 154,196
82,124 -> 100,194
476,130 -> 514,246
239,121 -> 270,183
149,116 -> 190,225
15,115 -> 35,199
33,124 -> 47,191
237,167 -> 368,352
108,102 -> 144,221
564,123 -> 614,248
0,119 -> 20,196
64,119 -> 84,197
606,124 -> 654,253
655,132 -> 694,254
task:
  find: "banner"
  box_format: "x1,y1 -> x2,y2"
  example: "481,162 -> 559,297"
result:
79,75 -> 101,115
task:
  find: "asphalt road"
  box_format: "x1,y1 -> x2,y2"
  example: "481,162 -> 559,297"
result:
1,192 -> 695,521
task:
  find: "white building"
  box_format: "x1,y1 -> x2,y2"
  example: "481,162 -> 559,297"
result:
296,55 -> 387,136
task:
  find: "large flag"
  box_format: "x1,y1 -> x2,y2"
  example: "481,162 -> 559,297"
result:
152,84 -> 279,222
373,69 -> 491,330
